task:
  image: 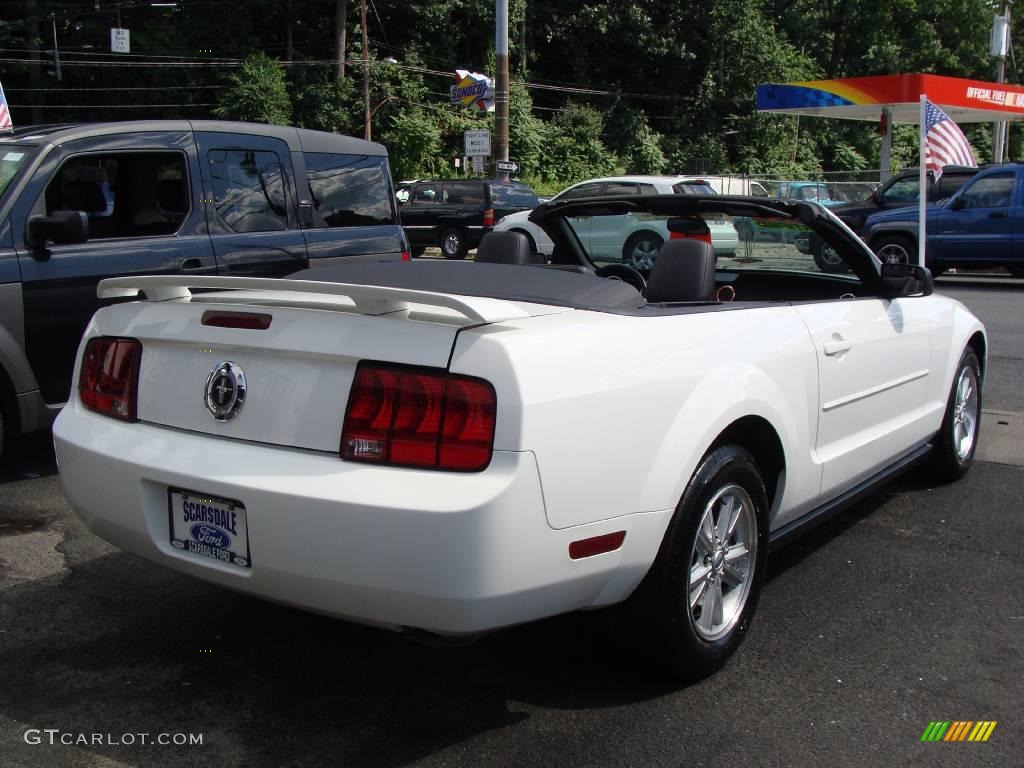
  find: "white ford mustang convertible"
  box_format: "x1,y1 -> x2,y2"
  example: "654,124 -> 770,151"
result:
54,194 -> 985,679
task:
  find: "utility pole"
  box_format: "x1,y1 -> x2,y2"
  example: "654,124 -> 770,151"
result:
361,0 -> 370,140
335,0 -> 348,80
992,5 -> 1011,162
495,0 -> 510,179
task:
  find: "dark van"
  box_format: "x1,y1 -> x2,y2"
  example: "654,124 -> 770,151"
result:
0,120 -> 405,459
399,178 -> 538,259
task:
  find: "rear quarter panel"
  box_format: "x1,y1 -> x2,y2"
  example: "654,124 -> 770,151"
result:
450,306 -> 823,531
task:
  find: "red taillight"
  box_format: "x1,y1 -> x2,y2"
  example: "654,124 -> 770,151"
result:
79,337 -> 142,421
341,363 -> 496,471
401,250 -> 411,261
201,311 -> 272,330
483,208 -> 495,227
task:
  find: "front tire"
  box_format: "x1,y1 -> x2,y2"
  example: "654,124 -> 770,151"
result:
932,348 -> 982,481
872,234 -> 915,265
633,445 -> 768,679
439,227 -> 467,260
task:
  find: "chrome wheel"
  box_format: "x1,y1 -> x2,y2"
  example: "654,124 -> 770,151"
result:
820,243 -> 842,266
443,232 -> 462,256
688,484 -> 757,642
876,242 -> 911,264
626,237 -> 661,270
952,365 -> 979,461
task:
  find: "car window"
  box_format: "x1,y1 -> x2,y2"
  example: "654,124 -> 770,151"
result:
603,182 -> 640,195
556,183 -> 605,201
489,183 -> 539,207
880,178 -> 919,203
958,173 -> 1015,209
412,183 -> 439,203
44,151 -> 190,239
749,182 -> 770,197
304,152 -> 395,227
0,146 -> 31,201
208,149 -> 287,233
442,182 -> 485,206
672,182 -> 716,195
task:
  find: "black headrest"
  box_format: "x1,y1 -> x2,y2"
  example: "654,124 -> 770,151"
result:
644,239 -> 717,303
157,178 -> 187,214
61,181 -> 107,214
476,230 -> 543,265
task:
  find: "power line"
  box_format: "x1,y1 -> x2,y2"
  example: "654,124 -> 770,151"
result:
6,85 -> 224,92
10,103 -> 217,109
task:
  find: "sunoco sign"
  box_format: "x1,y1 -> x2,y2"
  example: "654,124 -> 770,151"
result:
450,69 -> 494,112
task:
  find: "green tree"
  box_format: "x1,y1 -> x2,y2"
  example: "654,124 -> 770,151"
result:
381,108 -> 446,180
214,52 -> 292,125
537,103 -> 621,183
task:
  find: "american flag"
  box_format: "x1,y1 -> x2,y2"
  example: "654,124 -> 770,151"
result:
923,99 -> 975,180
0,80 -> 12,131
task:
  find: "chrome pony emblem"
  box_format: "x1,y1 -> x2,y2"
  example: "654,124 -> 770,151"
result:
204,361 -> 246,422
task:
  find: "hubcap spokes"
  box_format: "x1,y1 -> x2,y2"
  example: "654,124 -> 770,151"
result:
952,366 -> 979,460
630,241 -> 658,271
688,484 -> 757,641
877,245 -> 908,265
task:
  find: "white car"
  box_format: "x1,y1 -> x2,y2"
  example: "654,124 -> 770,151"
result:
494,175 -> 739,268
54,194 -> 984,679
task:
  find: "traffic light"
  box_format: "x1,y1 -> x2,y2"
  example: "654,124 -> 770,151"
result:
44,46 -> 61,80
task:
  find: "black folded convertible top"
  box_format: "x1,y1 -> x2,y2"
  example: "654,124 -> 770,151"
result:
290,260 -> 647,312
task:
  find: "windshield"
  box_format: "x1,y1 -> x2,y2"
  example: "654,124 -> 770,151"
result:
0,146 -> 32,200
561,206 -> 859,284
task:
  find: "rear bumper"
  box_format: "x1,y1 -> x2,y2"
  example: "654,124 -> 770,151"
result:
54,404 -> 669,634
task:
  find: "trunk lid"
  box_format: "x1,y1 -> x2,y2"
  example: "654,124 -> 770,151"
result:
93,276 -> 566,452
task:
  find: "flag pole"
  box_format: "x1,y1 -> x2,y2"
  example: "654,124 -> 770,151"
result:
918,94 -> 927,269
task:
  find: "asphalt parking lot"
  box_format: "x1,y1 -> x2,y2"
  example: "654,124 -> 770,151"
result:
0,277 -> 1022,768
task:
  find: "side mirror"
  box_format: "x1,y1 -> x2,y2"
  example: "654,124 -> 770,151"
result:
26,211 -> 89,251
880,262 -> 933,297
949,195 -> 965,210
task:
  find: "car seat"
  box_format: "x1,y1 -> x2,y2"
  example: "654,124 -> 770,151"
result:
475,231 -> 544,265
644,239 -> 717,302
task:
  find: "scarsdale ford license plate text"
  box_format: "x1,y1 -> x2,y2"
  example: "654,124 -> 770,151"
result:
169,490 -> 250,568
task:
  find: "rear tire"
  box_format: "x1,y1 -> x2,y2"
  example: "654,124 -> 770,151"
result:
631,445 -> 768,680
439,227 -> 468,260
622,231 -> 664,271
813,238 -> 848,273
932,348 -> 982,482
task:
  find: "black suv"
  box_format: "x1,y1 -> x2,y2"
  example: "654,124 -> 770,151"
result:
0,120 -> 404,459
796,165 -> 980,272
833,165 -> 979,234
399,179 -> 538,259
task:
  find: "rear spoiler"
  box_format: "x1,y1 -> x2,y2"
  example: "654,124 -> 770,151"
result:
97,275 -> 533,325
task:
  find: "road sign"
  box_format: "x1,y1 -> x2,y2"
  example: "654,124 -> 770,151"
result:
495,160 -> 520,173
111,28 -> 130,54
465,130 -> 491,157
471,156 -> 485,174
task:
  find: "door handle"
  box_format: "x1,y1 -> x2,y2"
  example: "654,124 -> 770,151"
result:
988,211 -> 1008,218
178,257 -> 216,273
823,339 -> 851,356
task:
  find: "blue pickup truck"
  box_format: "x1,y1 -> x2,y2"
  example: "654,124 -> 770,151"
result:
863,164 -> 1021,276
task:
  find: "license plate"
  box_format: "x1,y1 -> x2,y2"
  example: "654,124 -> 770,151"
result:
168,488 -> 251,568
